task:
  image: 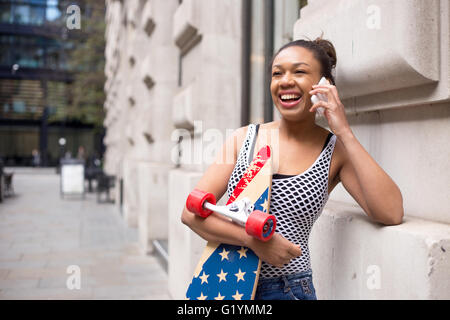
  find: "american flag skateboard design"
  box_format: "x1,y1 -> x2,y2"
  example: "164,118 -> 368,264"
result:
185,146 -> 273,300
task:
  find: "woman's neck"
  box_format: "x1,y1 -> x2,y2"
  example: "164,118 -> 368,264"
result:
276,117 -> 321,141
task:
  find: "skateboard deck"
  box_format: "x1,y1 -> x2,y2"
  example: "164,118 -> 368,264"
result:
185,146 -> 273,300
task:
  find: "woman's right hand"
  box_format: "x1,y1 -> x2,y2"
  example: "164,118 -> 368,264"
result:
247,233 -> 302,268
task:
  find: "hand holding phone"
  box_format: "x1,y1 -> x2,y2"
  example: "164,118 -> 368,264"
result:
311,77 -> 328,117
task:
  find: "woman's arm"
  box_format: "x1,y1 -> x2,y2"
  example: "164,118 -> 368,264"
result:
309,82 -> 404,226
181,126 -> 248,244
336,130 -> 404,225
181,126 -> 302,267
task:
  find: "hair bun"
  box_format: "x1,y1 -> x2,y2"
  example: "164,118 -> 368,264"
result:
313,36 -> 337,69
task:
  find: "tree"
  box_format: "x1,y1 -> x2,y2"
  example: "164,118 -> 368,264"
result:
62,0 -> 106,129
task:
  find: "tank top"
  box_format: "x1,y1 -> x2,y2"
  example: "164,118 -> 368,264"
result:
227,124 -> 337,278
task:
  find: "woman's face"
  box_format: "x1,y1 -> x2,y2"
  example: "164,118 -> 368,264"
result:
270,46 -> 322,121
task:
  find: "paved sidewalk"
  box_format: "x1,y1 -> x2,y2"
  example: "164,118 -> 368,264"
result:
0,168 -> 170,299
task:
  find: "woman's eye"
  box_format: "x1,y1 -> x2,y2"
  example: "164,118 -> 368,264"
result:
272,72 -> 281,76
295,70 -> 306,74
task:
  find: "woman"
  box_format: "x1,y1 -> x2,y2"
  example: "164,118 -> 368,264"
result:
181,37 -> 404,300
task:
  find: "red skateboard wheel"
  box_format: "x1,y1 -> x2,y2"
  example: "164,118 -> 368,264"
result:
186,189 -> 216,218
245,210 -> 276,241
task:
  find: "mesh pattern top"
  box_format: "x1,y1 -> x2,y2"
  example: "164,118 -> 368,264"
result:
227,124 -> 337,278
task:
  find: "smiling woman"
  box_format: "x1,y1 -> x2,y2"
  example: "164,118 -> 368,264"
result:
181,35 -> 404,301
270,38 -> 337,123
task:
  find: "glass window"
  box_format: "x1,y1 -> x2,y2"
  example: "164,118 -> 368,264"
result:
248,0 -> 301,124
46,0 -> 61,22
249,0 -> 265,125
0,3 -> 12,23
0,46 -> 11,66
1,0 -> 60,26
274,0 -> 300,51
13,4 -> 31,24
13,100 -> 26,113
30,5 -> 45,25
0,78 -> 71,122
0,35 -> 65,70
46,46 -> 61,69
3,103 -> 11,113
272,0 -> 301,121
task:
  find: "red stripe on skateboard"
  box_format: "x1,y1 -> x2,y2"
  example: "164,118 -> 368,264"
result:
227,146 -> 271,205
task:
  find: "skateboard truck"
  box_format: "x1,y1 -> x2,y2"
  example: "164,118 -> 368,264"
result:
186,188 -> 276,242
204,197 -> 254,226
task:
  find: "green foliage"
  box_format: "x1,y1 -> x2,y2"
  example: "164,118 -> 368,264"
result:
299,0 -> 308,10
64,1 -> 106,129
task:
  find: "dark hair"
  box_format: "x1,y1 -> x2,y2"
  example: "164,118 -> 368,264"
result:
270,36 -> 337,85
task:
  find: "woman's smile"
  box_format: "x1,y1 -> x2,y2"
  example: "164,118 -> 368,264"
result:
278,90 -> 303,109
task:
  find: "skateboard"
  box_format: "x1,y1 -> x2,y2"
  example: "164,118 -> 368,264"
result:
185,145 -> 274,300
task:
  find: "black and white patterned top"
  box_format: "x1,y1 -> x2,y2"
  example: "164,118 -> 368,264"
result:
227,124 -> 337,278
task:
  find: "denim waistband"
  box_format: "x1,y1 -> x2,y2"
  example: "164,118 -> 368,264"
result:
257,270 -> 313,291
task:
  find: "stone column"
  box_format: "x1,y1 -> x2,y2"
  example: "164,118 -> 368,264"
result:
167,0 -> 242,299
104,0 -> 179,254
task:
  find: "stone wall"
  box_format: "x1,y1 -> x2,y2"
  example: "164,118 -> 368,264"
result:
104,0 -> 178,254
168,0 -> 242,298
104,0 -> 243,299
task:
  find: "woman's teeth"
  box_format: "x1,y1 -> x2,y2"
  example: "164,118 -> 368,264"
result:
280,94 -> 301,101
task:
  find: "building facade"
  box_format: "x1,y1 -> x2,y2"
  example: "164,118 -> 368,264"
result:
103,0 -> 450,299
0,0 -> 104,167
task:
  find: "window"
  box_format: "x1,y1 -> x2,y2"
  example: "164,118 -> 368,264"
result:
0,35 -> 66,70
244,0 -> 301,125
0,0 -> 61,26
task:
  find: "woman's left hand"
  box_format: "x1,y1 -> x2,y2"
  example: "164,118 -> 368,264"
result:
308,82 -> 352,138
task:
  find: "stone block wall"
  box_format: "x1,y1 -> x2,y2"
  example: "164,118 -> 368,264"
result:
104,0 -> 178,254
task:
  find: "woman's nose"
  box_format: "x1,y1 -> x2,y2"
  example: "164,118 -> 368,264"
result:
280,73 -> 295,86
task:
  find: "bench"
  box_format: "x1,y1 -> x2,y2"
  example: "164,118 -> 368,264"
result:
3,172 -> 14,197
96,172 -> 115,203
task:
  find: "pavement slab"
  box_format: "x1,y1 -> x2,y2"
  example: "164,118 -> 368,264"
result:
0,168 -> 171,300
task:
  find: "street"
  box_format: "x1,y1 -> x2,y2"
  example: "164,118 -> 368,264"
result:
0,168 -> 170,299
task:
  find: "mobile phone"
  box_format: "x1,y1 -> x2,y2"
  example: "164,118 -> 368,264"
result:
311,76 -> 328,117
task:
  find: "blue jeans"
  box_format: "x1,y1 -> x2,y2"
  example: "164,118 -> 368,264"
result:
255,270 -> 317,300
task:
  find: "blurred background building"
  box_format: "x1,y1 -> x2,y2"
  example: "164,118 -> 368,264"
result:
0,0 -> 105,167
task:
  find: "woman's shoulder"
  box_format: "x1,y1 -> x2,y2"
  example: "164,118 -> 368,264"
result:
231,125 -> 250,141
230,122 -> 278,152
313,125 -> 333,138
258,121 -> 278,130
222,125 -> 251,159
